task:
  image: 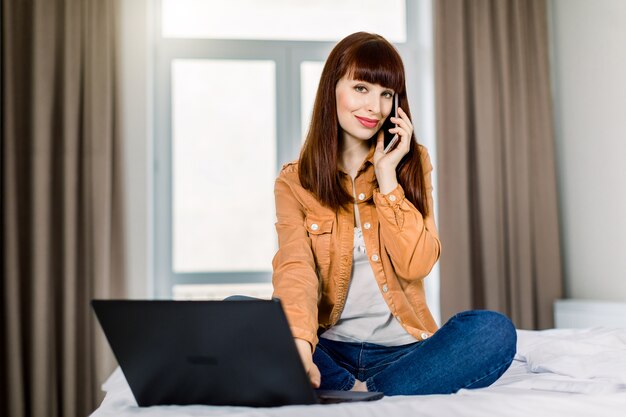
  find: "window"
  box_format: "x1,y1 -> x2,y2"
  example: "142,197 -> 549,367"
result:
300,62 -> 324,141
171,59 -> 277,274
154,0 -> 439,322
161,0 -> 406,42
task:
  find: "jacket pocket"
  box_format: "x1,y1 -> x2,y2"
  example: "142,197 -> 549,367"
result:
305,215 -> 334,272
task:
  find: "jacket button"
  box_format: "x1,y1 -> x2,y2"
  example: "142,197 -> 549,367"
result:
363,222 -> 371,229
388,195 -> 397,202
421,332 -> 430,339
310,223 -> 319,231
358,193 -> 366,201
371,254 -> 379,262
382,284 -> 388,293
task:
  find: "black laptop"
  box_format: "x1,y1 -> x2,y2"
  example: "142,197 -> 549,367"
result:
91,299 -> 384,407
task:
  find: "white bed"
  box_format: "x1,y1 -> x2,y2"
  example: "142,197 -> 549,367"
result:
91,327 -> 626,417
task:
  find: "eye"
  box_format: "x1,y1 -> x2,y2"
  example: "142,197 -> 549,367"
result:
382,91 -> 394,99
354,84 -> 367,93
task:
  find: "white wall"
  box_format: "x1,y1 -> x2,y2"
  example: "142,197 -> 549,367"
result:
549,0 -> 626,301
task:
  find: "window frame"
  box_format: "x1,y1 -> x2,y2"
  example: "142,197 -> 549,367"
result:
153,0 -> 429,298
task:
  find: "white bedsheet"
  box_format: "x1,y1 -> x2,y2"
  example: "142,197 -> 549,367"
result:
91,328 -> 626,417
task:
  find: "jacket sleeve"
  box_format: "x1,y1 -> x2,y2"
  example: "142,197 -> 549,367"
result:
373,147 -> 441,281
271,174 -> 320,348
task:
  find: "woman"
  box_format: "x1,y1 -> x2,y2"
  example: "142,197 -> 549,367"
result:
272,32 -> 516,395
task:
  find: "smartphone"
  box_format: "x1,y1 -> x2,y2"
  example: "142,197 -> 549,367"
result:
382,94 -> 399,153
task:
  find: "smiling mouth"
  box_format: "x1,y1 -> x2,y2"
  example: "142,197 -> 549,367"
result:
355,116 -> 379,129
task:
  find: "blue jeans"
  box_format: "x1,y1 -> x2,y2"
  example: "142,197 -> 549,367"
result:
313,310 -> 517,395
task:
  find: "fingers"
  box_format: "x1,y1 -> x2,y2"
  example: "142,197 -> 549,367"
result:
387,111 -> 412,157
394,107 -> 414,131
390,107 -> 413,137
373,107 -> 413,168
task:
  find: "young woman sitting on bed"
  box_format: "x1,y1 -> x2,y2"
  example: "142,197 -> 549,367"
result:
271,32 -> 517,395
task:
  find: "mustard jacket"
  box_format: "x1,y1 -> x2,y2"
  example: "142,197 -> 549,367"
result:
272,145 -> 441,349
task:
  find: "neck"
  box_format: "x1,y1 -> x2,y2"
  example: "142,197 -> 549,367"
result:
339,135 -> 370,179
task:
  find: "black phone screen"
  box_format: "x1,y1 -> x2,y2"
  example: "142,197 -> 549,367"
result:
381,94 -> 399,150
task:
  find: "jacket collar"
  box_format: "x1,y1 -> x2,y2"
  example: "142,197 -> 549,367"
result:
359,143 -> 376,177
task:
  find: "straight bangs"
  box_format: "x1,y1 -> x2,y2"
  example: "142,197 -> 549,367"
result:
342,40 -> 405,94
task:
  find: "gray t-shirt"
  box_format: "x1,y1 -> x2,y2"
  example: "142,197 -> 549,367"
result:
320,226 -> 417,346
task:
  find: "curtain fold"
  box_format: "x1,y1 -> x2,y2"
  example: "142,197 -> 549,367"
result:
2,0 -> 126,416
434,0 -> 563,329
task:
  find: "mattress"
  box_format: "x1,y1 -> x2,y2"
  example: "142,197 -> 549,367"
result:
91,327 -> 626,417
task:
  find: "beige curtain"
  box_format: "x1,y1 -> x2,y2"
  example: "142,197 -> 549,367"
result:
2,0 -> 126,416
434,0 -> 563,329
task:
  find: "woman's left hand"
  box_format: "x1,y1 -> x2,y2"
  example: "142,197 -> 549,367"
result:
373,107 -> 413,192
373,107 -> 413,171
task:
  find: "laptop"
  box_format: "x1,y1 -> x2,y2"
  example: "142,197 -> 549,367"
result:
91,299 -> 384,407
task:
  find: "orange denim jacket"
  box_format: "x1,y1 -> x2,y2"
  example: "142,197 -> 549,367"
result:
272,145 -> 441,350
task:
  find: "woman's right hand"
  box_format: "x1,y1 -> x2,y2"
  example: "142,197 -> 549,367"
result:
294,338 -> 321,388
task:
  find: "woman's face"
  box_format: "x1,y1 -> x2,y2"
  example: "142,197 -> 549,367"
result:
335,74 -> 395,143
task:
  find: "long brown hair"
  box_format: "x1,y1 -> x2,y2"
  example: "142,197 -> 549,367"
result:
299,32 -> 429,216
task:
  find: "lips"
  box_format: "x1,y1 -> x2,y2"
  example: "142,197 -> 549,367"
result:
355,115 -> 379,129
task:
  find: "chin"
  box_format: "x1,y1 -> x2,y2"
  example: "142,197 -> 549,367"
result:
354,128 -> 378,141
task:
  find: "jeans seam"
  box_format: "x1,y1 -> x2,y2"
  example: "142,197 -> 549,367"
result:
462,354 -> 514,389
332,357 -> 356,374
358,343 -> 364,375
370,355 -> 405,369
365,377 -> 378,393
377,342 -> 421,368
340,374 -> 356,391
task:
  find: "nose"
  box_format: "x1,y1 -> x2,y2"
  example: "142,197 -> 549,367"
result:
365,95 -> 381,115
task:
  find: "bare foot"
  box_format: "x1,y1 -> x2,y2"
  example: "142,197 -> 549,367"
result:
351,379 -> 368,392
